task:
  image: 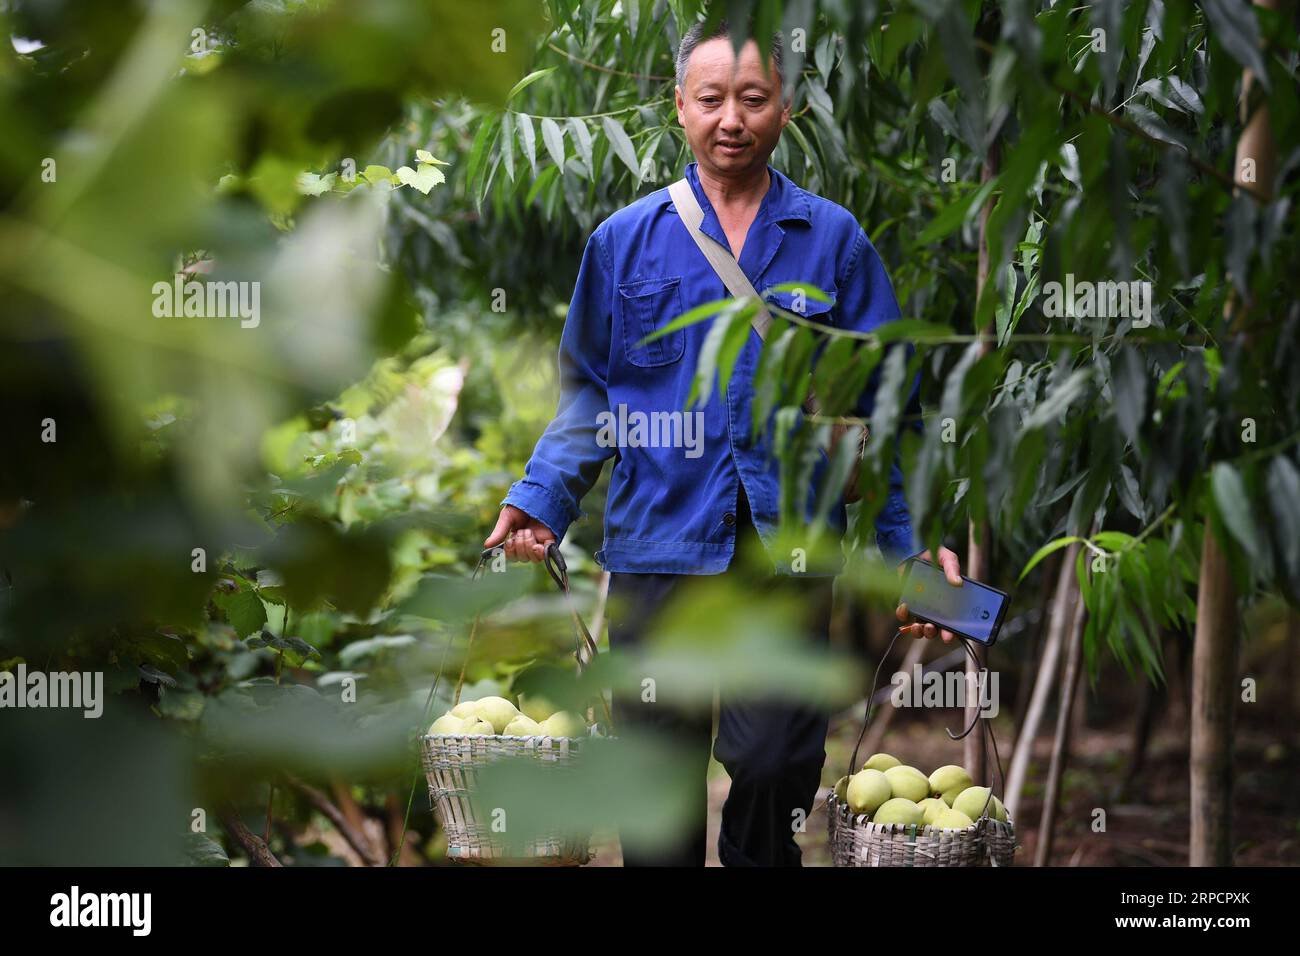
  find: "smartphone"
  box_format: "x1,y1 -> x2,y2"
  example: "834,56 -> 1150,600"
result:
899,557 -> 1010,646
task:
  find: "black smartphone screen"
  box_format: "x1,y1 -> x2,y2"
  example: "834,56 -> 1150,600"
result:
900,558 -> 1010,645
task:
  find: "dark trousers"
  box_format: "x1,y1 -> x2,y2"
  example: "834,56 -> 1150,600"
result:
606,486 -> 835,866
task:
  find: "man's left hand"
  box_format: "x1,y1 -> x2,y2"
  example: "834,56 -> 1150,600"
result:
895,547 -> 963,644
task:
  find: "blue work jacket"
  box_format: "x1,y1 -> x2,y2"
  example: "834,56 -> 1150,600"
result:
502,161 -> 921,576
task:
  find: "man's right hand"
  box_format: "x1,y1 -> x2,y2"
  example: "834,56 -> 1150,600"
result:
483,505 -> 556,563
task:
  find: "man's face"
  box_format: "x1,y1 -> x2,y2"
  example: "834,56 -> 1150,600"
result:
675,37 -> 789,181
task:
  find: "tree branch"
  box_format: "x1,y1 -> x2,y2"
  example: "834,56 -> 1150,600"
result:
220,806 -> 282,867
286,774 -> 384,867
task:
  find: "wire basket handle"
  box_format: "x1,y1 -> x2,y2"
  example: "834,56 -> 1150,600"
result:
438,542 -> 613,731
542,542 -> 601,674
844,630 -> 1005,822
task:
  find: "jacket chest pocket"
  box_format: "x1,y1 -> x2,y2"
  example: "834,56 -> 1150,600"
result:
619,276 -> 685,368
762,285 -> 838,327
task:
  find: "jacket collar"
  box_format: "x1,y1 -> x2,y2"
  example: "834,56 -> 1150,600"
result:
669,161 -> 813,234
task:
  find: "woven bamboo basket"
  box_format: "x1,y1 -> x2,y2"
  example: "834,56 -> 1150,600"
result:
419,731 -> 595,865
830,626 -> 1019,867
418,542 -> 612,866
827,793 -> 990,867
981,815 -> 1018,867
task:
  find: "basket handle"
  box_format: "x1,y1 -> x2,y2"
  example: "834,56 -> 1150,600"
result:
845,627 -> 906,779
448,543 -> 613,730
541,543 -> 601,674
844,631 -> 1006,823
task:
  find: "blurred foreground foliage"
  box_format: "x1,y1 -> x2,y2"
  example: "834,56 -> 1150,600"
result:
0,0 -> 865,865
1,0 -> 1298,865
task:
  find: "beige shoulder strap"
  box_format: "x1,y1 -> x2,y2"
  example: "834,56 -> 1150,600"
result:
668,178 -> 776,341
668,177 -> 817,414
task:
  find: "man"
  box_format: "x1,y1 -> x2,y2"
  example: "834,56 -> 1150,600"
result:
484,20 -> 962,866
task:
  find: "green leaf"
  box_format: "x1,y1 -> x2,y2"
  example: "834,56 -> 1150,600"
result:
637,295 -> 734,343
1075,546 -> 1092,613
1113,346 -> 1148,444
465,115 -> 500,204
864,345 -> 909,459
160,688 -> 205,721
873,319 -> 955,344
826,342 -> 882,419
1024,368 -> 1091,430
567,117 -> 594,175
184,832 -> 230,867
752,320 -> 794,435
994,261 -> 1017,347
810,336 -> 856,413
1125,103 -> 1192,151
879,11 -> 923,75
245,630 -> 320,668
361,164 -> 396,185
779,327 -> 817,412
254,568 -> 286,605
1201,0 -> 1270,92
784,119 -> 824,184
138,663 -> 177,687
541,116 -> 566,170
1136,77 -> 1204,115
1019,536 -> 1084,583
1092,531 -> 1136,551
763,281 -> 833,304
499,112 -> 515,182
639,128 -> 664,181
515,112 -> 537,176
506,67 -> 556,102
917,175 -> 999,244
1007,429 -> 1047,525
687,309 -> 731,409
715,302 -> 758,400
813,422 -> 863,529
295,171 -> 337,196
338,634 -> 417,667
1211,462 -> 1262,562
524,163 -> 558,206
395,164 -> 445,195
249,153 -> 304,216
213,587 -> 267,639
1265,456 -> 1300,579
601,115 -> 641,179
1116,463 -> 1146,522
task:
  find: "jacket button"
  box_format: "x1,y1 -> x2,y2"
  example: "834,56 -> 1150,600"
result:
723,512 -> 736,527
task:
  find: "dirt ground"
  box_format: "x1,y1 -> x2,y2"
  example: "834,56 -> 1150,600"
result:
585,703 -> 1300,867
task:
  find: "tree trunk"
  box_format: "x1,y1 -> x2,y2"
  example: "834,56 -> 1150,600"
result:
1172,622 -> 1194,738
1189,0 -> 1276,867
1006,541 -> 1080,820
1012,559 -> 1059,732
965,125 -> 1001,783
964,521 -> 989,783
1069,653 -> 1089,737
1121,642 -> 1166,801
1286,611 -> 1299,746
1033,579 -> 1088,866
1190,531 -> 1239,867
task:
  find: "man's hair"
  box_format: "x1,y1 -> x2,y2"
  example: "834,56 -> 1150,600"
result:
675,19 -> 788,102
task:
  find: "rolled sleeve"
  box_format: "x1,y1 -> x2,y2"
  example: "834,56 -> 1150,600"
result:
501,227 -> 617,543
